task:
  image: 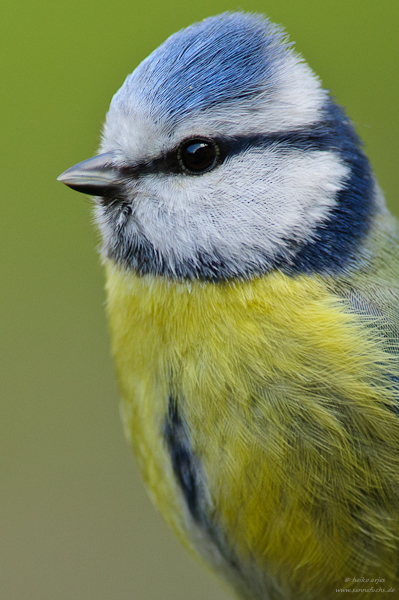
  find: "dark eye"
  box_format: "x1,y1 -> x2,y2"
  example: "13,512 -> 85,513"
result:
178,138 -> 219,174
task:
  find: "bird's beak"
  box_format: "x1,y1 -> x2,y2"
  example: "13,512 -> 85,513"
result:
57,152 -> 121,196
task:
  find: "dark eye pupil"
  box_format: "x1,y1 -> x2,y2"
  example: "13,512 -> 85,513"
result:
180,139 -> 218,173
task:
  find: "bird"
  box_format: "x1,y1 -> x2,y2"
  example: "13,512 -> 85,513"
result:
57,12 -> 399,600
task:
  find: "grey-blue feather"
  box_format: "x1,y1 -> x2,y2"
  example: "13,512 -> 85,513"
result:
111,13 -> 288,124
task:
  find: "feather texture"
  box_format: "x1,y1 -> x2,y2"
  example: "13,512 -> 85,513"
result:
58,11 -> 399,599
105,216 -> 399,598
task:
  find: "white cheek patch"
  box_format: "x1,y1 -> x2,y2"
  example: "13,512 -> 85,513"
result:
127,149 -> 349,270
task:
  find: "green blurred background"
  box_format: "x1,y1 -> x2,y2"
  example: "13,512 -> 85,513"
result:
1,0 -> 398,598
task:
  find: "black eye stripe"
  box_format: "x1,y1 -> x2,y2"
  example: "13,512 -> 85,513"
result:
118,137 -> 224,178
117,122 -> 346,180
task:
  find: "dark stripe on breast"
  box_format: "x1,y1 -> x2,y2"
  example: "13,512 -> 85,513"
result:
162,393 -> 245,575
163,395 -> 200,522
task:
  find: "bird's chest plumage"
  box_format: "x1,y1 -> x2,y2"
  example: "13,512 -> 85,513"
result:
105,261 -> 399,599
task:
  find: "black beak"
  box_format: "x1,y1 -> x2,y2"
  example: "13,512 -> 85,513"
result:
57,152 -> 121,196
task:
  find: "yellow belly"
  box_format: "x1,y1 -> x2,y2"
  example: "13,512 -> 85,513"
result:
105,261 -> 399,599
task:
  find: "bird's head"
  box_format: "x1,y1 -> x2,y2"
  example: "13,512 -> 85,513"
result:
58,12 -> 375,281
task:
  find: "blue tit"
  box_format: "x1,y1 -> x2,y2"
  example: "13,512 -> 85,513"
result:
58,12 -> 399,600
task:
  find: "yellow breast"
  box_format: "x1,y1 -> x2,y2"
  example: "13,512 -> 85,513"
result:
105,260 -> 399,599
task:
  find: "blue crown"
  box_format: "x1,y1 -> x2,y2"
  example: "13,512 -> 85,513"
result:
112,12 -> 288,123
